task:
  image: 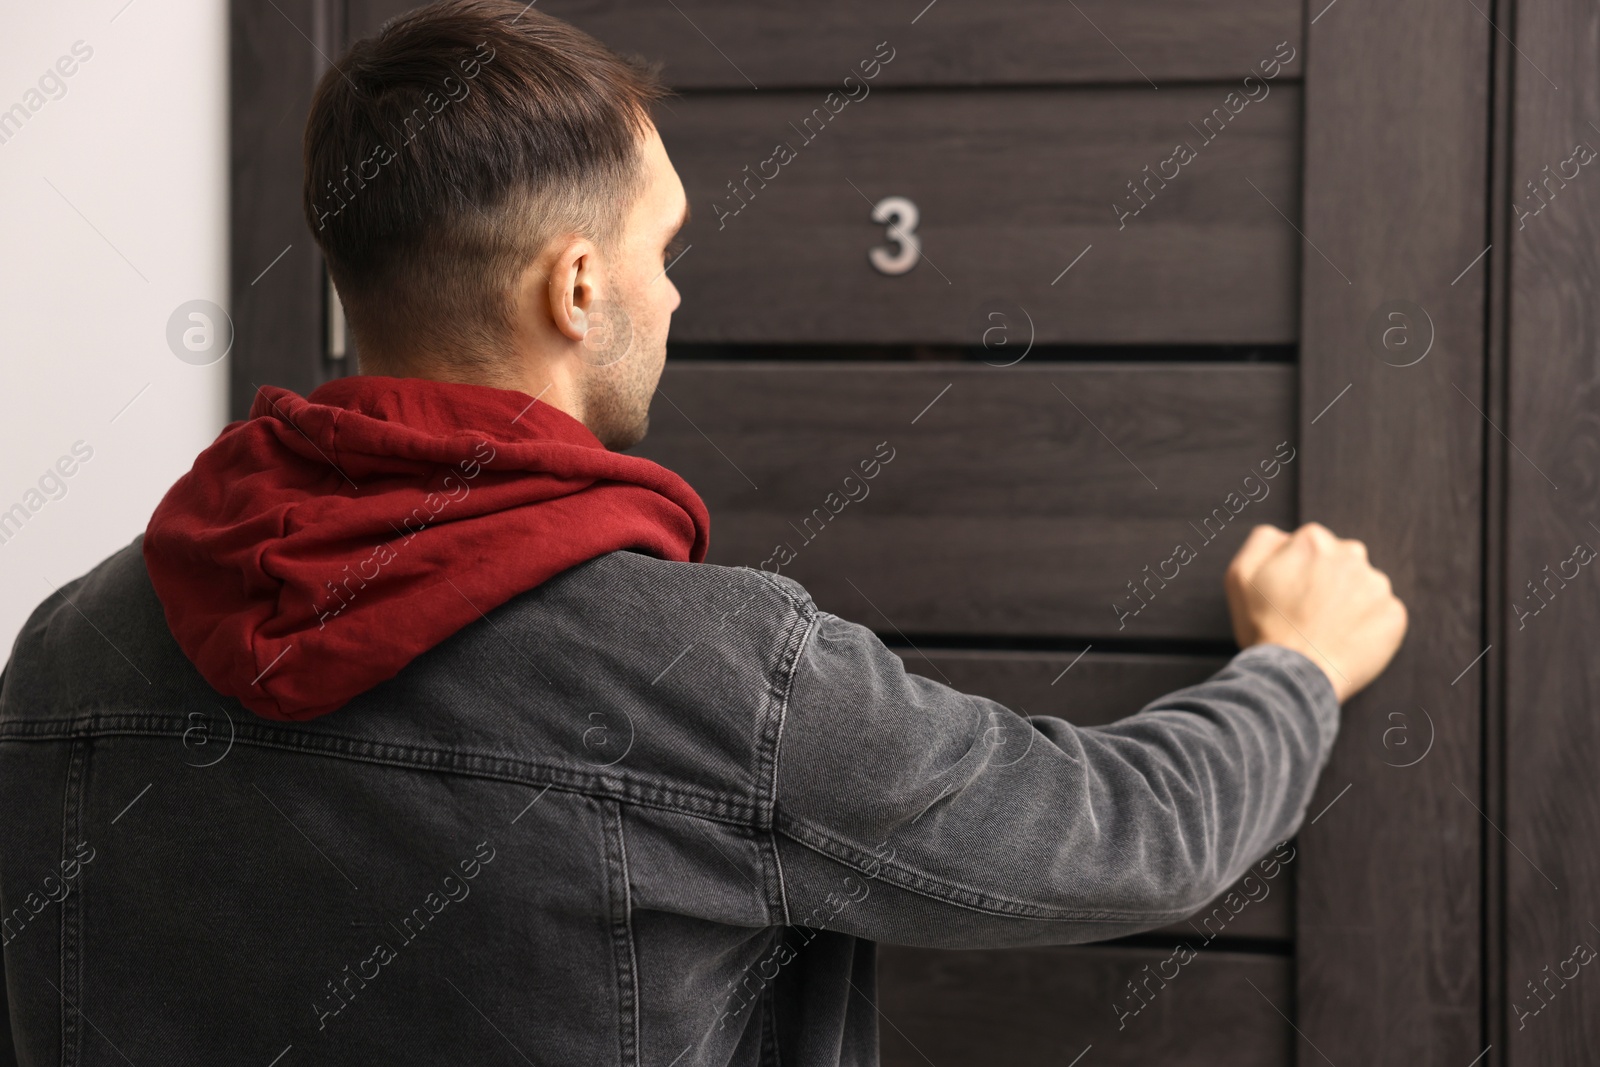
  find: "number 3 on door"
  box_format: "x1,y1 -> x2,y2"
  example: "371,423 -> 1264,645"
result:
869,195 -> 921,276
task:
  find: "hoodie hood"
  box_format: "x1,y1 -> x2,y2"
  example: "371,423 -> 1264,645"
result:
143,375 -> 709,721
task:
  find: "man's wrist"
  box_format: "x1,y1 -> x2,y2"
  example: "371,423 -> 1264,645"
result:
1253,639 -> 1347,703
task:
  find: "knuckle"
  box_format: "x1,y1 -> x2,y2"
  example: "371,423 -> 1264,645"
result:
1301,523 -> 1337,551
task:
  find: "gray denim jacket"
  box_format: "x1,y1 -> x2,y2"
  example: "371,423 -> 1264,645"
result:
0,537 -> 1338,1066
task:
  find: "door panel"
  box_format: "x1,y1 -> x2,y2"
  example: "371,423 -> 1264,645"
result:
657,88 -> 1301,344
878,944 -> 1293,1066
635,362 -> 1298,639
511,0 -> 1294,89
350,0 -> 1303,89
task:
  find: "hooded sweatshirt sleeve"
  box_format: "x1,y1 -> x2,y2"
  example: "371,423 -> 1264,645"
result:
769,605 -> 1340,949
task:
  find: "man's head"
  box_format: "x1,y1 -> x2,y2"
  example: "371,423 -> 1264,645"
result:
302,0 -> 687,450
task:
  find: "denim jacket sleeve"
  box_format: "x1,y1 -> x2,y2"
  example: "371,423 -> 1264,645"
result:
768,603 -> 1340,949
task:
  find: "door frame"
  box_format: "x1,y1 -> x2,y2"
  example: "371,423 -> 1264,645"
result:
1295,1 -> 1497,1063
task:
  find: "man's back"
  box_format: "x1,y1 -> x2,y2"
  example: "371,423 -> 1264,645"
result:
0,536 -> 1339,1065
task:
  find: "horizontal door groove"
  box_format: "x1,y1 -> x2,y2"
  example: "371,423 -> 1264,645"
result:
881,634 -> 1241,657
665,77 -> 1307,97
669,343 -> 1298,364
1100,932 -> 1292,956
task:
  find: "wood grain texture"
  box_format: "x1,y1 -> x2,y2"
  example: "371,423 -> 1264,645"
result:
656,86 -> 1301,344
1502,0 -> 1600,1061
343,0 -> 1301,90
1294,0 -> 1490,1063
877,943 -> 1293,1066
229,0 -> 332,419
894,648 -> 1292,941
633,361 -> 1298,640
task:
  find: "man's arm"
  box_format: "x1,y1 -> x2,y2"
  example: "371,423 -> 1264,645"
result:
768,522 -> 1406,949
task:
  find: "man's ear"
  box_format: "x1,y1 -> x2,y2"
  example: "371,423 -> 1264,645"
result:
545,236 -> 600,343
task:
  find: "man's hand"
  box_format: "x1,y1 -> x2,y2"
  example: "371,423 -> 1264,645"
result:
1224,522 -> 1408,703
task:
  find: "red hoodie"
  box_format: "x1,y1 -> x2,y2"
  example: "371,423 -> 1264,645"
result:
143,375 -> 709,721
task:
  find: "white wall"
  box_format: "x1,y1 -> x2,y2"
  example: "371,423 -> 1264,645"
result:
0,0 -> 229,657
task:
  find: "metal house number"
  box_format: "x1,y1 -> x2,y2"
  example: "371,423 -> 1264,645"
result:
869,195 -> 921,275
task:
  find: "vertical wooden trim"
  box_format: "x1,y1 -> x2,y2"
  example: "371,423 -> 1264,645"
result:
228,0 -> 339,420
1481,0 -> 1517,1061
1502,0 -> 1600,1059
1295,0 -> 1492,1063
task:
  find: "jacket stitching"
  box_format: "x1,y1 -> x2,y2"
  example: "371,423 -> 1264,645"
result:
606,801 -> 640,1067
59,739 -> 88,1067
736,567 -> 814,619
760,592 -> 814,929
0,716 -> 764,826
759,977 -> 783,1067
776,816 -> 1197,926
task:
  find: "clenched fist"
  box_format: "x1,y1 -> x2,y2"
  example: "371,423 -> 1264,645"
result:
1224,523 -> 1409,703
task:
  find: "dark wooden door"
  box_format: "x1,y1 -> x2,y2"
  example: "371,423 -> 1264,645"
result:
229,1 -> 1527,1064
1499,0 -> 1600,1059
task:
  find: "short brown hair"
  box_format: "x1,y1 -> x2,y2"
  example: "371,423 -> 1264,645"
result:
302,0 -> 664,372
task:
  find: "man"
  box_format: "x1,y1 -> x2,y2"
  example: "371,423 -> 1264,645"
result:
0,1 -> 1406,1063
